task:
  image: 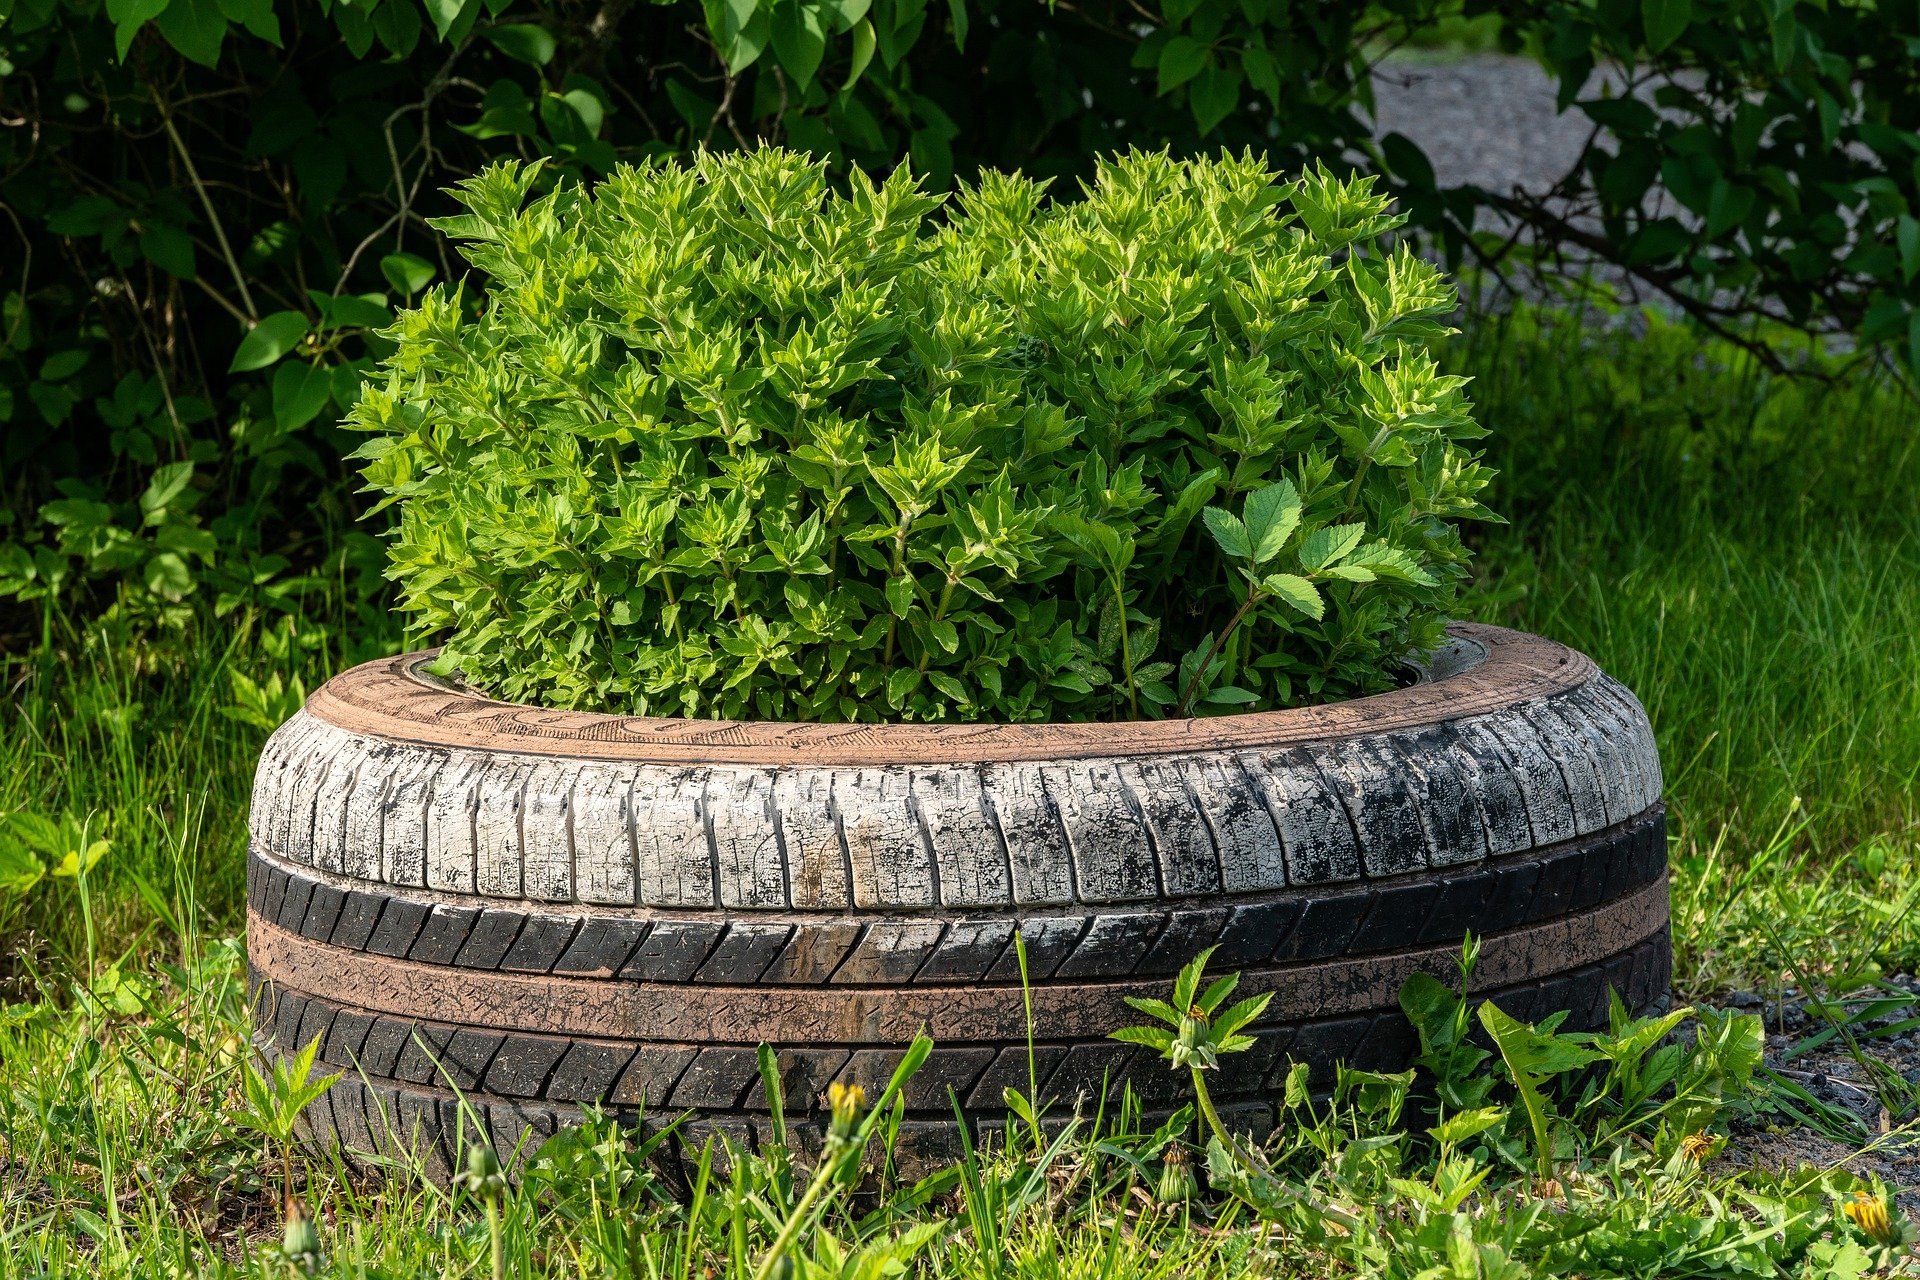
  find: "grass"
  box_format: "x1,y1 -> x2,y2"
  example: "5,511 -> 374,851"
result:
3,299 -> 1920,1273
1458,303 -> 1920,994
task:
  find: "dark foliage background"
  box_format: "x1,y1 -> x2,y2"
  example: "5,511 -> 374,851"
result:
2,0 -> 1916,633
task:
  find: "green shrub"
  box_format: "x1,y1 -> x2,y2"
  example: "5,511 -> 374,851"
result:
351,149 -> 1493,721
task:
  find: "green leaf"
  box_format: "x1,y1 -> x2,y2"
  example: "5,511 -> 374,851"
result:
153,0 -> 228,66
885,665 -> 921,706
1122,996 -> 1183,1027
1200,506 -> 1251,560
39,350 -> 89,382
770,2 -> 827,90
1261,573 -> 1323,619
1282,1061 -> 1310,1109
50,837 -> 110,879
138,223 -> 197,279
1478,1000 -> 1603,1178
1241,479 -> 1301,564
482,21 -> 554,64
1156,36 -> 1207,94
273,361 -> 335,431
0,840 -> 44,894
422,0 -> 476,40
142,550 -> 195,600
314,292 -> 391,330
1109,1025 -> 1176,1053
107,0 -> 172,59
229,310 -> 309,372
331,362 -> 368,411
1299,522 -> 1365,570
1187,62 -> 1240,135
217,0 -> 280,43
884,572 -> 915,617
1641,0 -> 1691,54
139,461 -> 195,519
843,16 -> 875,88
1429,1106 -> 1505,1147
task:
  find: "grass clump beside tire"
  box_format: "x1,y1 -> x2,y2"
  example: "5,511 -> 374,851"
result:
349,149 -> 1494,722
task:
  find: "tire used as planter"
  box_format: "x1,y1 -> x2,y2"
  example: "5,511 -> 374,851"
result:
246,622 -> 1668,1181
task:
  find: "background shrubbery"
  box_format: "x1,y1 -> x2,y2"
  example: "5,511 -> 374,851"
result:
6,0 -> 1920,635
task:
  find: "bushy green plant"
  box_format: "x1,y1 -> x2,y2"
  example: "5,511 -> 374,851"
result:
351,149 -> 1492,721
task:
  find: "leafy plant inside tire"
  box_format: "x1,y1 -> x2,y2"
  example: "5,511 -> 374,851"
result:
351,148 -> 1494,721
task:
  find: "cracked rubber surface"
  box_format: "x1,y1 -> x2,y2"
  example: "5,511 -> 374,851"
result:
246,622 -> 1671,1176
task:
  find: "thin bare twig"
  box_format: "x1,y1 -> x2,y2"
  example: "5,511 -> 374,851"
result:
155,93 -> 259,322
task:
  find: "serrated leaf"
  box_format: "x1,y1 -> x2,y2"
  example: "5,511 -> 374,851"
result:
1242,478 -> 1301,564
1109,1026 -> 1176,1053
1196,972 -> 1240,1013
1299,522 -> 1365,570
1430,1106 -> 1506,1147
1261,573 -> 1323,619
1213,991 -> 1274,1039
1200,506 -> 1251,560
1123,996 -> 1184,1027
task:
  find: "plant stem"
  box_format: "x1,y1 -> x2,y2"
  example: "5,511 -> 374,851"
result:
882,511 -> 916,669
1111,573 -> 1139,718
487,1198 -> 504,1280
1191,1067 -> 1364,1232
155,96 -> 258,322
750,1157 -> 836,1280
1174,582 -> 1265,717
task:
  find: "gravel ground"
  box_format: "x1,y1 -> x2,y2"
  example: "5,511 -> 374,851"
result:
1706,980 -> 1920,1209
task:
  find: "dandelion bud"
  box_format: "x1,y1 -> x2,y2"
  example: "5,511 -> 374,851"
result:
1155,1144 -> 1197,1205
460,1144 -> 507,1200
827,1081 -> 866,1140
280,1205 -> 321,1274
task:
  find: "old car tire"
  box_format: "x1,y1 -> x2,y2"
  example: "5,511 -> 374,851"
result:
246,623 -> 1669,1180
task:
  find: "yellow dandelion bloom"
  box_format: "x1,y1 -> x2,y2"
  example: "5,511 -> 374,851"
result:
1843,1191 -> 1898,1245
